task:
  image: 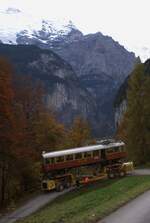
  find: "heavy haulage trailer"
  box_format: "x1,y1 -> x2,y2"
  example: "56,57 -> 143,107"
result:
41,140 -> 133,191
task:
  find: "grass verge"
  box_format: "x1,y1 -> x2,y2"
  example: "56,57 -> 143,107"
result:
17,176 -> 150,223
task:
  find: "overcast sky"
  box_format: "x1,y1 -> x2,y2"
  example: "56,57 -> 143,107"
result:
1,0 -> 150,60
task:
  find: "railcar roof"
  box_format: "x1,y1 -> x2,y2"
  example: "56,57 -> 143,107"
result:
42,141 -> 125,159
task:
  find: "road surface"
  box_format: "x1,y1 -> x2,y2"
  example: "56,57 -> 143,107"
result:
99,190 -> 150,223
99,168 -> 150,223
0,188 -> 73,223
132,168 -> 150,175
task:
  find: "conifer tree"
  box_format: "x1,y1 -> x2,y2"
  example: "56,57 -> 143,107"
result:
125,64 -> 145,163
142,74 -> 150,158
117,63 -> 150,164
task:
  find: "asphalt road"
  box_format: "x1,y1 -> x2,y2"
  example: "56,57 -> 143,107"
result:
99,168 -> 150,223
0,188 -> 73,223
132,168 -> 150,175
99,190 -> 150,223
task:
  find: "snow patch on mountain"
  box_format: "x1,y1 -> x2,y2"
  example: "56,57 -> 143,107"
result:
0,7 -> 77,44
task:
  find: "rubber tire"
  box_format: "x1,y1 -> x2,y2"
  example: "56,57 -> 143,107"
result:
108,172 -> 115,179
57,184 -> 64,192
66,182 -> 71,188
119,171 -> 126,177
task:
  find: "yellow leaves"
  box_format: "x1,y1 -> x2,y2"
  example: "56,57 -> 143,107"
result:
66,117 -> 91,148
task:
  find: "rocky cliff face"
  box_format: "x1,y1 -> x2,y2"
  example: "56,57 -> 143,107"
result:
0,44 -> 97,128
114,76 -> 129,127
53,32 -> 135,82
51,32 -> 136,136
114,99 -> 127,128
28,30 -> 135,136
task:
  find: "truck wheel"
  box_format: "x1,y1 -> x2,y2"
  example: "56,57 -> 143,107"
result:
57,184 -> 64,192
108,172 -> 115,179
119,171 -> 126,177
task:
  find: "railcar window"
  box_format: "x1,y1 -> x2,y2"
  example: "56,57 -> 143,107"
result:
56,156 -> 64,163
117,147 -> 121,152
66,155 -> 73,161
75,153 -> 82,159
84,152 -> 92,158
120,146 -> 125,152
50,157 -> 55,164
114,147 -> 119,152
107,148 -> 114,153
93,150 -> 100,157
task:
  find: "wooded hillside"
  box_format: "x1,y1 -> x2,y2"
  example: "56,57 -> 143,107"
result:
117,61 -> 150,165
0,58 -> 91,208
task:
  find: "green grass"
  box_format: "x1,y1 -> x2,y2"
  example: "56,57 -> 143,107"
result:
17,176 -> 150,223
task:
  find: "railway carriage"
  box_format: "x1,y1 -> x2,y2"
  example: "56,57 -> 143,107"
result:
41,140 -> 133,191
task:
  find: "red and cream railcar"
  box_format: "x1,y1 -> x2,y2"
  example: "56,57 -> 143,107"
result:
42,141 -> 126,172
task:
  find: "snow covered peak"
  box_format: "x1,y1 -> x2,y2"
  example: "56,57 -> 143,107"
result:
39,18 -> 77,38
0,7 -> 80,45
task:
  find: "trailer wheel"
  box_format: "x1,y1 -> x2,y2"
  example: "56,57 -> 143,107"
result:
56,184 -> 64,192
66,182 -> 71,188
108,172 -> 115,179
76,180 -> 80,187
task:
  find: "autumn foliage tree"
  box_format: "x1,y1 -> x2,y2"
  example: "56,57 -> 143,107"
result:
13,75 -> 65,155
0,58 -> 16,206
0,58 -> 93,208
0,58 -> 66,207
12,75 -> 66,192
65,117 -> 91,148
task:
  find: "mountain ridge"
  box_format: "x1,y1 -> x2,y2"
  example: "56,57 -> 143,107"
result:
0,7 -> 137,136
